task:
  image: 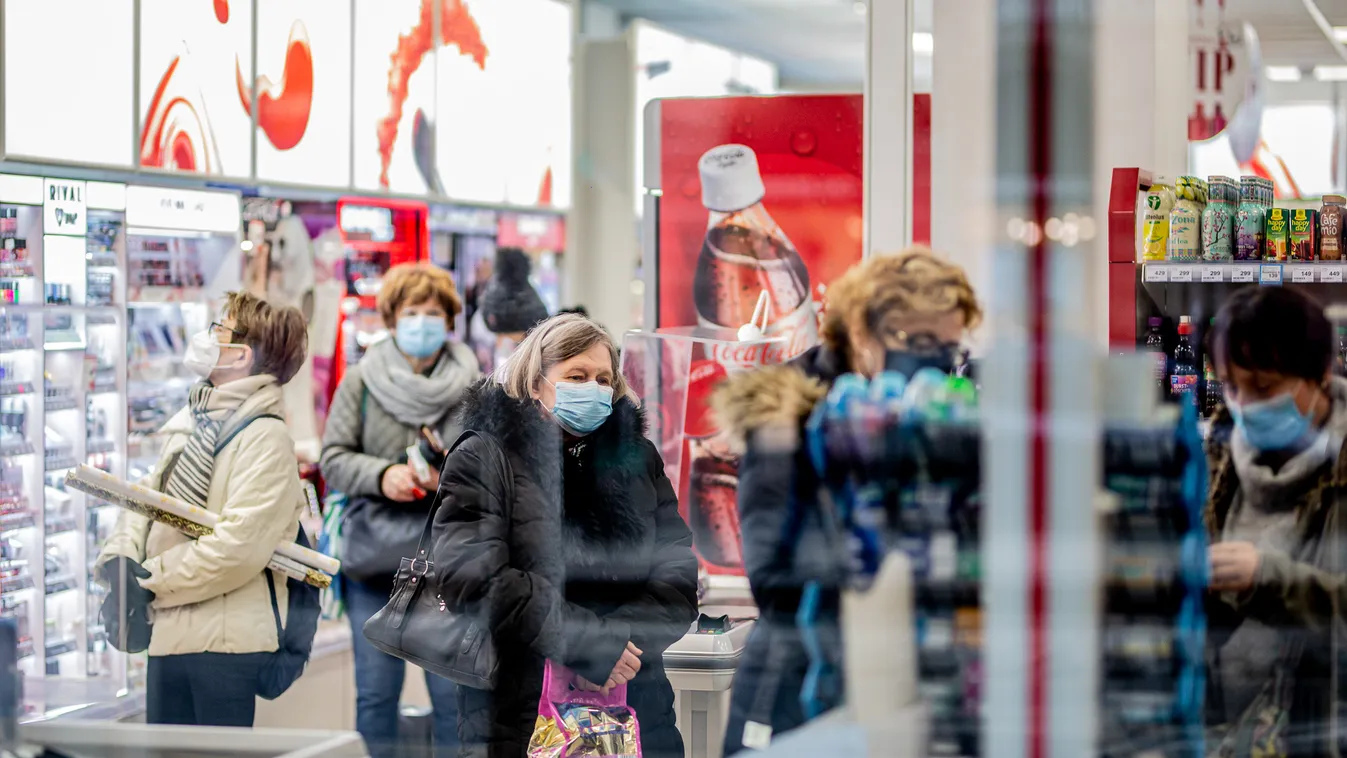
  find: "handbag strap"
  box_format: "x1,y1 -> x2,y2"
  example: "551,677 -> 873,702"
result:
411,429 -> 514,569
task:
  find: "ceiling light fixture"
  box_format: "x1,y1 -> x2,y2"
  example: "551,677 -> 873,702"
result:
853,1 -> 866,17
1265,65 -> 1303,82
912,32 -> 934,55
1334,25 -> 1347,42
1315,64 -> 1347,81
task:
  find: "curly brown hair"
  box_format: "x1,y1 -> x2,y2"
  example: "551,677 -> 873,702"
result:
820,247 -> 982,358
377,263 -> 463,328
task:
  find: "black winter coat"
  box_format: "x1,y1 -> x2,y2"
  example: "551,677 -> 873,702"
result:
711,346 -> 846,755
431,381 -> 698,758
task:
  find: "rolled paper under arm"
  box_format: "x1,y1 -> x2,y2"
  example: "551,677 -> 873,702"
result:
66,464 -> 339,587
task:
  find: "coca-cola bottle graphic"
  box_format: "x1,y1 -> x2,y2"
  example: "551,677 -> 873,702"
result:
694,144 -> 818,360
683,359 -> 743,571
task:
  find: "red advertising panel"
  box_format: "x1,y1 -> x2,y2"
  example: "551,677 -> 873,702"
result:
655,94 -> 865,574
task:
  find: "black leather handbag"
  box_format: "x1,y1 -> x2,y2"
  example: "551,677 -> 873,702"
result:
362,430 -> 512,690
341,497 -> 426,582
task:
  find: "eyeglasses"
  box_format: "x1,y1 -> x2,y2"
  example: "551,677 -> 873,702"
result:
210,321 -> 248,341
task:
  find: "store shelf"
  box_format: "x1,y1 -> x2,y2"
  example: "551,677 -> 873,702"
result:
1,573 -> 33,595
44,638 -> 77,659
0,510 -> 35,533
43,456 -> 77,473
44,515 -> 77,537
86,312 -> 118,326
0,440 -> 34,458
0,381 -> 35,397
85,439 -> 116,455
0,337 -> 34,351
44,574 -> 77,596
43,394 -> 78,412
1141,260 -> 1347,285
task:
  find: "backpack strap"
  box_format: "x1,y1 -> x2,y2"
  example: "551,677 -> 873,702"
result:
214,413 -> 286,456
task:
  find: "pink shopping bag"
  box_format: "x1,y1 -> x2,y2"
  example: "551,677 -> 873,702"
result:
526,660 -> 642,757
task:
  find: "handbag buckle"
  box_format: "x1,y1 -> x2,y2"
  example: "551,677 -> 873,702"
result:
409,558 -> 430,578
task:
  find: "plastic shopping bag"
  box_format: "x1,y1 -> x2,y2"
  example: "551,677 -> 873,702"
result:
527,660 -> 642,758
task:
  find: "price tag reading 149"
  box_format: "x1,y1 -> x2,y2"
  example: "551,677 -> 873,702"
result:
1290,266 -> 1315,284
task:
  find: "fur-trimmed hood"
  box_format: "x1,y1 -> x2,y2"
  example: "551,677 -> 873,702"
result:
711,365 -> 828,450
455,378 -> 654,574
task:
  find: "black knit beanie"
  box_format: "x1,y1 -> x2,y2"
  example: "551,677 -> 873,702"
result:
480,247 -> 550,334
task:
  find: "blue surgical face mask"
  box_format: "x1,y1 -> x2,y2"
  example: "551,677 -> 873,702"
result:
1230,389 -> 1316,452
548,379 -> 614,436
395,315 -> 448,359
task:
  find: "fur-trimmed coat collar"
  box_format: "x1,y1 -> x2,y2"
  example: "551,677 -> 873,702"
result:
456,379 -> 653,573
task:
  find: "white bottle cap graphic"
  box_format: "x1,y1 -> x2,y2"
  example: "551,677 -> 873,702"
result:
699,144 -> 767,213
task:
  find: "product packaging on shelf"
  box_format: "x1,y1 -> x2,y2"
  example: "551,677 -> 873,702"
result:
1265,208 -> 1289,262
1200,176 -> 1236,261
1321,196 -> 1345,261
1165,176 -> 1206,262
1141,177 -> 1176,262
1234,177 -> 1265,261
1290,209 -> 1318,261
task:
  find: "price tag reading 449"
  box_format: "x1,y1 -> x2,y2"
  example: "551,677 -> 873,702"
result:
1324,267 -> 1346,284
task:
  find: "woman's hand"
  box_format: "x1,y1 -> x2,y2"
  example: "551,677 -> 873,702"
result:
381,464 -> 425,502
605,642 -> 643,689
1210,541 -> 1261,593
413,465 -> 440,494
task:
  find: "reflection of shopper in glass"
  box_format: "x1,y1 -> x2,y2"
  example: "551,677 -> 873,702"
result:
478,247 -> 550,373
320,263 -> 479,758
97,292 -> 309,727
713,250 -> 982,754
1204,287 -> 1347,755
432,314 -> 697,757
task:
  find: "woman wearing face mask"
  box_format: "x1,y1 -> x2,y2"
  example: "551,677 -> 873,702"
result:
431,313 -> 697,757
98,292 -> 308,727
712,249 -> 982,755
1203,286 -> 1347,756
320,263 -> 479,758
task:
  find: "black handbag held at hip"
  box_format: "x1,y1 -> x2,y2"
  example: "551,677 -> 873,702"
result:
361,430 -> 512,691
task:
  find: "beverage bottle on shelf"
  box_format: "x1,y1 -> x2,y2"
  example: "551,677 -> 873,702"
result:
1141,176 -> 1176,262
1235,177 -> 1265,261
1203,320 -> 1223,418
1169,316 -> 1199,403
694,144 -> 817,360
1320,195 -> 1345,261
1201,176 -> 1236,261
1337,326 -> 1347,376
1144,317 -> 1166,395
1166,176 -> 1206,262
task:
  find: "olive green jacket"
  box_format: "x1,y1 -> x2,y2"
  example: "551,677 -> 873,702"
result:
1205,404 -> 1346,755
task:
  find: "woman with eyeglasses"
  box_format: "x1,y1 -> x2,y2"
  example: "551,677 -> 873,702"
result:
97,292 -> 309,727
712,248 -> 983,754
320,263 -> 480,758
1203,286 -> 1347,756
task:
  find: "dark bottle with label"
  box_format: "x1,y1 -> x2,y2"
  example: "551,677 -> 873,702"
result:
1203,318 -> 1223,418
1338,326 -> 1347,376
1144,317 -> 1166,395
1170,316 -> 1199,403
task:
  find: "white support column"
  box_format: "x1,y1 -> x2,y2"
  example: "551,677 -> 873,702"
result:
931,0 -> 997,345
864,0 -> 915,257
567,0 -> 638,336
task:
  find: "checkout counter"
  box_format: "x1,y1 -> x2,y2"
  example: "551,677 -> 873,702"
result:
664,576 -> 757,758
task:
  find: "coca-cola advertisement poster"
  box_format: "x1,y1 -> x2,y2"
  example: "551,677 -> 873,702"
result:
654,94 -> 864,575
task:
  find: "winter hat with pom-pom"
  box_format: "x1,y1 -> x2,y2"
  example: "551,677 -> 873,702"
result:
480,247 -> 550,335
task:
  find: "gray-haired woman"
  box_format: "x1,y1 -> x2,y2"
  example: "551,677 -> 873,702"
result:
430,314 -> 697,758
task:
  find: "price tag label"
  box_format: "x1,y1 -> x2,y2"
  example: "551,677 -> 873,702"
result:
1290,265 -> 1315,284
1170,266 -> 1194,282
1323,267 -> 1345,283
1143,265 -> 1169,283
1201,266 -> 1224,282
1260,264 -> 1284,285
1231,266 -> 1257,283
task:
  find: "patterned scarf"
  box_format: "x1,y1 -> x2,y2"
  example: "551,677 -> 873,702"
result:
162,379 -> 259,507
